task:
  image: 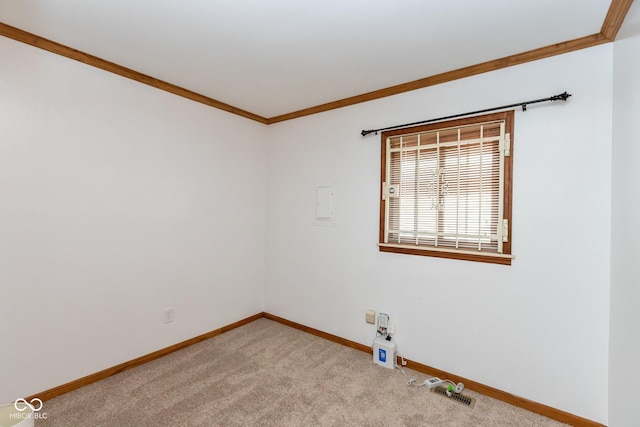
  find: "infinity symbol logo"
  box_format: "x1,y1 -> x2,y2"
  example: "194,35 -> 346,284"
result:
14,398 -> 43,412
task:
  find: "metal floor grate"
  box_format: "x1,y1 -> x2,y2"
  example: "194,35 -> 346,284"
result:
431,386 -> 476,408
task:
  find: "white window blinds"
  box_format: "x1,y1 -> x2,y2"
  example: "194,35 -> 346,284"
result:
382,118 -> 511,256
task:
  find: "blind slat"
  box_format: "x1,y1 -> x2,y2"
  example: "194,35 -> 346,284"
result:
385,120 -> 506,253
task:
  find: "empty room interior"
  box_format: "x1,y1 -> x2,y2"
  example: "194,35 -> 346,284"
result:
1,1 -> 639,426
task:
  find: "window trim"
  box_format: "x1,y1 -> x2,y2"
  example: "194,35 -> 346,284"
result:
378,111 -> 514,265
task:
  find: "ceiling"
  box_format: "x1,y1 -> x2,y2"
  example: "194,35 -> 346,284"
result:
0,1 -> 631,122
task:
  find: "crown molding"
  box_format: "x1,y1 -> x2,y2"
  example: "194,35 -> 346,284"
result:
0,22 -> 268,124
266,33 -> 607,124
0,0 -> 633,124
601,0 -> 635,40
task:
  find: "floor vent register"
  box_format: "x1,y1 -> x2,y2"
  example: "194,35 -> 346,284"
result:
431,386 -> 476,408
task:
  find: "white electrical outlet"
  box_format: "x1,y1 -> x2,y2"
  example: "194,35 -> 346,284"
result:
366,309 -> 376,324
163,307 -> 174,324
377,312 -> 389,336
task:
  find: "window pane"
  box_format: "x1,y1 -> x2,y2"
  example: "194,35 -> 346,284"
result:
382,112 -> 512,262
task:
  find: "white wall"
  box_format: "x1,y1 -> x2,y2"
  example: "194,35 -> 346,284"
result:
610,2 -> 640,425
0,37 -> 268,404
266,45 -> 612,423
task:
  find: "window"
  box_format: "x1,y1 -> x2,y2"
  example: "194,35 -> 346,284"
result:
379,111 -> 514,265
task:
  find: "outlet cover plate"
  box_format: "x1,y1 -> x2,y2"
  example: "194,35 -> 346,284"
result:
366,309 -> 375,324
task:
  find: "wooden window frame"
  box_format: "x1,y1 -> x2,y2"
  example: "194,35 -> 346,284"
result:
379,111 -> 514,265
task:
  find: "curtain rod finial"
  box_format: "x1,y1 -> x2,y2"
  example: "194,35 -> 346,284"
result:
555,91 -> 572,101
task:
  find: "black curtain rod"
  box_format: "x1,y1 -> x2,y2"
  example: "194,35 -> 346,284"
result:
360,91 -> 572,137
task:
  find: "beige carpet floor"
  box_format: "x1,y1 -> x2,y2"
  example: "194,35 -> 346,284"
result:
35,318 -> 568,426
